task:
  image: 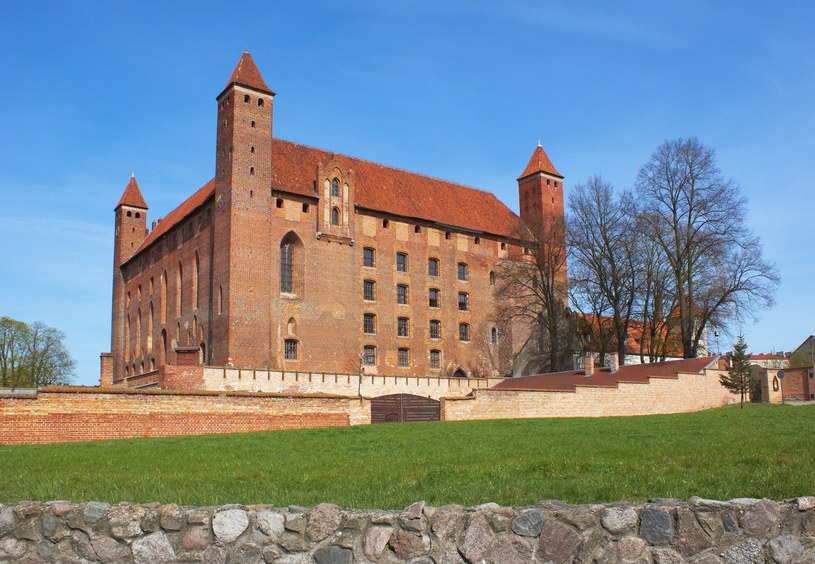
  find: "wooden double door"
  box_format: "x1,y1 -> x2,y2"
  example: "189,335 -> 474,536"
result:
371,394 -> 440,423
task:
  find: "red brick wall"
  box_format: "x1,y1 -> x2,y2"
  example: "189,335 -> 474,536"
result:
781,367 -> 811,401
0,387 -> 369,445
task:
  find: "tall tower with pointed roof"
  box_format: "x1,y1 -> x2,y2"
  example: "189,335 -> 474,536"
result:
111,175 -> 148,384
211,52 -> 277,367
517,142 -> 564,231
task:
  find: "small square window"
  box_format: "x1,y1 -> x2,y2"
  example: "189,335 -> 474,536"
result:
398,348 -> 409,368
396,252 -> 408,273
414,225 -> 421,233
363,247 -> 375,268
276,198 -> 283,208
302,203 -> 309,213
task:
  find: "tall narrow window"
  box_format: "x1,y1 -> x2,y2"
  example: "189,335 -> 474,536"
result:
429,320 -> 441,339
457,262 -> 469,281
161,271 -> 167,324
363,247 -> 375,268
491,327 -> 498,344
331,207 -> 340,226
397,317 -> 409,337
281,240 -> 293,293
396,252 -> 408,272
363,280 -> 376,301
136,309 -> 142,357
428,258 -> 439,276
429,288 -> 440,308
147,303 -> 153,354
458,292 -> 469,311
125,314 -> 131,361
489,271 -> 495,286
459,323 -> 470,342
363,313 -> 376,334
331,177 -> 340,196
218,285 -> 223,315
363,345 -> 376,366
284,339 -> 298,360
429,349 -> 441,369
176,262 -> 183,317
398,348 -> 409,368
396,284 -> 408,305
193,252 -> 199,310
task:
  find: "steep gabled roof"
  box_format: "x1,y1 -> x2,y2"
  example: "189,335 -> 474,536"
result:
115,176 -> 148,210
127,139 -> 525,262
223,52 -> 273,96
270,139 -> 523,238
493,357 -> 719,392
518,144 -> 562,180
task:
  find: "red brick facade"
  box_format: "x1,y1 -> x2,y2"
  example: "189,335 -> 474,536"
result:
107,53 -> 565,386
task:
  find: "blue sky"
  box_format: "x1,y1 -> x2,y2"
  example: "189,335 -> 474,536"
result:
1,1 -> 813,385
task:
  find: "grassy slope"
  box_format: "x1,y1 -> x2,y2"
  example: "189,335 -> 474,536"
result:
0,404 -> 812,509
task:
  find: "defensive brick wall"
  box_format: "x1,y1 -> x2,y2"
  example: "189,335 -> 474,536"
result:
0,387 -> 369,445
442,369 -> 737,421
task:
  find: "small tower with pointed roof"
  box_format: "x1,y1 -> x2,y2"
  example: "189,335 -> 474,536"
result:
110,174 -> 148,384
211,52 -> 277,367
517,142 -> 564,231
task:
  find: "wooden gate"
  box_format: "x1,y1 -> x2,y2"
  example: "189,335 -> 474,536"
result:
371,394 -> 440,423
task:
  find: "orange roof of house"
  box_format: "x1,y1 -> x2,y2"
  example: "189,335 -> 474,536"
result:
518,144 -> 562,180
224,52 -> 273,95
115,176 -> 148,209
126,139 -> 524,261
492,357 -> 719,392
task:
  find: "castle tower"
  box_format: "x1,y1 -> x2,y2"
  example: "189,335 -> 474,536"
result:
211,52 -> 276,367
517,142 -> 564,231
110,175 -> 148,384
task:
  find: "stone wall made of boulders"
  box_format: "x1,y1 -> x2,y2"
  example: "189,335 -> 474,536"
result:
1,497 -> 814,563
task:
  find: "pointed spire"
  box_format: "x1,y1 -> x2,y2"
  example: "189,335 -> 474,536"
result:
518,143 -> 562,180
224,51 -> 274,95
116,175 -> 148,210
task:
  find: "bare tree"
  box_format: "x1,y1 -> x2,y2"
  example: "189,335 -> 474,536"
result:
636,138 -> 779,357
495,217 -> 576,374
0,317 -> 75,387
567,177 -> 639,364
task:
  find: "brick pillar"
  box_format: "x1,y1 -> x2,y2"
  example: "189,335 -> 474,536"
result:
100,352 -> 114,387
583,354 -> 595,377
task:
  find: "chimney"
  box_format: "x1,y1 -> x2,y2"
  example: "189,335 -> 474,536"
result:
583,354 -> 594,377
608,352 -> 619,374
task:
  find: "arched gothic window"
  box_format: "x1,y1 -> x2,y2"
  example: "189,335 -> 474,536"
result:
331,177 -> 340,197
281,240 -> 293,293
331,207 -> 340,226
280,232 -> 304,295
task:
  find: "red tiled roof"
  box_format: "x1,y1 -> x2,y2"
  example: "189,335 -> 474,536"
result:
492,357 -> 719,392
518,144 -> 562,180
132,179 -> 215,256
224,52 -> 273,95
116,176 -> 148,210
270,139 -> 523,238
749,354 -> 784,361
127,139 -> 525,261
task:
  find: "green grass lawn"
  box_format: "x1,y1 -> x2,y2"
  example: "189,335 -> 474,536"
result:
1,404 -> 812,509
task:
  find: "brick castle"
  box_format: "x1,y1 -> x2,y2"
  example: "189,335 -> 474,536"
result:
104,52 -> 565,386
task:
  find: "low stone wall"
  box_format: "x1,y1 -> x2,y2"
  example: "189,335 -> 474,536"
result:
0,387 -> 370,445
443,369 -> 736,421
0,498 -> 813,563
200,367 -> 504,400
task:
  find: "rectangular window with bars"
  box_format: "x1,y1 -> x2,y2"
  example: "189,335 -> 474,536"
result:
364,345 -> 376,365
363,280 -> 375,301
398,348 -> 409,367
430,349 -> 440,369
458,292 -> 469,311
457,262 -> 469,281
284,339 -> 298,360
396,252 -> 408,272
397,317 -> 409,337
363,247 -> 375,268
429,288 -> 440,308
363,314 -> 376,334
397,284 -> 408,305
430,320 -> 441,339
428,258 -> 439,276
459,323 -> 470,342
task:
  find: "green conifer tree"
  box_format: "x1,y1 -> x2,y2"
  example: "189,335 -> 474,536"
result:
720,335 -> 754,408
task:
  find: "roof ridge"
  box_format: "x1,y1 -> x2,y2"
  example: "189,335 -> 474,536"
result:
275,137 -> 510,200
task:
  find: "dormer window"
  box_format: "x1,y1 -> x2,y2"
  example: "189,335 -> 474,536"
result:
331,178 -> 340,197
